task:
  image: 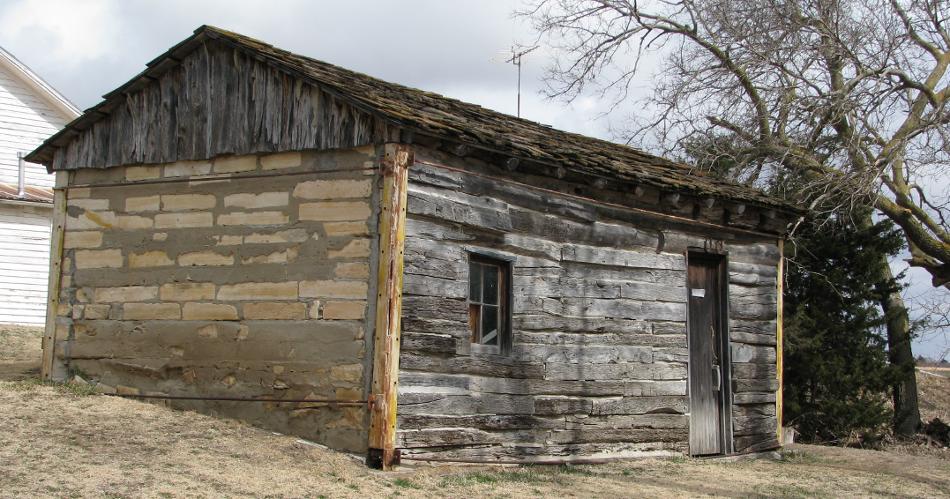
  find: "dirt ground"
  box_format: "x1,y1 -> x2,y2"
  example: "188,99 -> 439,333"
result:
1,325 -> 948,498
1,380 -> 948,498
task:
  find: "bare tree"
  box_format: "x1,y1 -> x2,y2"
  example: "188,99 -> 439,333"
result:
522,0 -> 950,435
913,288 -> 950,340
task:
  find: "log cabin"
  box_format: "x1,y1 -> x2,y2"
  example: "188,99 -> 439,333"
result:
27,26 -> 799,469
0,46 -> 79,324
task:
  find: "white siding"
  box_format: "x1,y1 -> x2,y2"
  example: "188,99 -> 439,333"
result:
0,63 -> 67,188
0,203 -> 51,324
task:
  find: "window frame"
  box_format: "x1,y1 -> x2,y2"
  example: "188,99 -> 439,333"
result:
466,252 -> 513,355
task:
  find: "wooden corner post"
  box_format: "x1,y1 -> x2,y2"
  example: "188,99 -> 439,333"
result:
367,143 -> 412,470
775,239 -> 784,445
41,174 -> 68,380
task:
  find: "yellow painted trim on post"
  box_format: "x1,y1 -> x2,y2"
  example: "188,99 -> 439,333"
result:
41,183 -> 68,380
776,239 -> 784,445
367,143 -> 411,470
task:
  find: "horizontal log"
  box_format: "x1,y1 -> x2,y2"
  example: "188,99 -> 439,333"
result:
733,415 -> 778,436
514,331 -> 686,349
401,333 -> 458,355
397,414 -> 561,431
561,264 -> 686,286
731,344 -> 777,363
545,362 -> 687,382
620,282 -> 686,302
535,396 -> 593,416
401,316 -> 468,338
627,380 -> 688,396
732,403 -> 776,418
591,396 -> 688,416
729,284 -> 777,300
729,301 -> 778,321
729,261 -> 777,278
512,315 -> 686,336
726,243 -> 781,266
564,414 -> 689,430
402,296 -> 467,323
400,371 -> 624,396
401,352 -> 544,379
402,274 -> 468,298
732,363 -> 777,379
562,244 -> 685,271
733,392 -> 777,404
412,162 -> 599,224
730,319 -> 777,337
396,392 -> 535,416
405,217 -> 475,243
547,427 -> 687,445
513,276 -> 621,299
733,378 -> 779,393
653,348 -> 689,363
397,428 -> 518,448
407,165 -> 463,190
399,440 -> 688,461
729,330 -> 777,346
734,434 -> 780,453
548,298 -> 687,321
408,188 -> 513,232
511,344 -> 653,364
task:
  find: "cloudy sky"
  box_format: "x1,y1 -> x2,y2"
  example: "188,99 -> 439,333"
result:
1,0 -> 945,358
0,0 -> 618,136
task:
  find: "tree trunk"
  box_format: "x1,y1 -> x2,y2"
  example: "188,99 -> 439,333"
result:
877,258 -> 922,437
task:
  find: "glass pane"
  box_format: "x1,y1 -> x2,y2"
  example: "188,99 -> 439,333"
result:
481,305 -> 498,345
483,264 -> 498,304
469,262 -> 482,301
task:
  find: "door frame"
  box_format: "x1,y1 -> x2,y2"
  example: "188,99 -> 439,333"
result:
684,249 -> 735,455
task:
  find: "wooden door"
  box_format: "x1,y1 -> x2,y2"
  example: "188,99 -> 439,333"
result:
687,254 -> 726,455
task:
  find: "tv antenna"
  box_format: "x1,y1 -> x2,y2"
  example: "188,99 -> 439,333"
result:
505,45 -> 539,118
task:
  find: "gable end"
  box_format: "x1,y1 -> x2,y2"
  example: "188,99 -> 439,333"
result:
41,39 -> 396,171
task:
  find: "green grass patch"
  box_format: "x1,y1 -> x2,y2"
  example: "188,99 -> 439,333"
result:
392,478 -> 422,489
780,449 -> 823,465
441,469 -> 553,488
549,464 -> 598,477
752,482 -> 828,498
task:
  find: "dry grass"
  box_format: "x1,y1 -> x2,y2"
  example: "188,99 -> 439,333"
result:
1,381 -> 948,498
2,325 -> 949,497
0,324 -> 42,359
918,367 -> 950,423
0,324 -> 42,381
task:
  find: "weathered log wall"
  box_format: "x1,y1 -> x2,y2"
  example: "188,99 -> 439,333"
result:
50,147 -> 379,453
396,146 -> 780,461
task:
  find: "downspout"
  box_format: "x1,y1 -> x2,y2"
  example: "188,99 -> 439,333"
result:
17,152 -> 26,197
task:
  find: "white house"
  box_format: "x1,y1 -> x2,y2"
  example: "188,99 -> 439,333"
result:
0,46 -> 79,325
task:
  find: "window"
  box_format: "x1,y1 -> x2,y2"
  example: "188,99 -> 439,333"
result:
468,253 -> 511,353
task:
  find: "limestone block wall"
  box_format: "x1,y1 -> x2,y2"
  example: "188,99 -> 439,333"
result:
51,147 -> 379,452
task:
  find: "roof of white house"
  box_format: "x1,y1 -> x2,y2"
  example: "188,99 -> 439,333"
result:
0,46 -> 80,118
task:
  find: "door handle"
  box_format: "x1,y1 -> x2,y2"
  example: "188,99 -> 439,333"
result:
711,365 -> 721,391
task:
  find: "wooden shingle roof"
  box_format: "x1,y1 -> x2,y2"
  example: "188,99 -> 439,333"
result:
28,25 -> 794,211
